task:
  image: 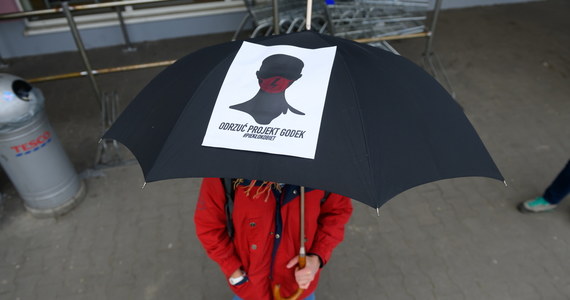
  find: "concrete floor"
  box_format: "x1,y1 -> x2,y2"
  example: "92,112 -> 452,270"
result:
1,0 -> 569,299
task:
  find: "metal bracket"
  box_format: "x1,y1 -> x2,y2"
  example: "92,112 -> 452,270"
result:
0,49 -> 9,69
116,6 -> 137,52
93,91 -> 135,171
422,0 -> 456,99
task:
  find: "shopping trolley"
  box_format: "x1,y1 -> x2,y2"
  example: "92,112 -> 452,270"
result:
325,0 -> 428,46
232,0 -> 329,40
232,0 -> 400,53
324,0 -> 454,96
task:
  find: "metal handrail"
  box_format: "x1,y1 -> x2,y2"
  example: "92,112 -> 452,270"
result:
354,31 -> 429,43
0,0 -> 170,20
27,60 -> 176,83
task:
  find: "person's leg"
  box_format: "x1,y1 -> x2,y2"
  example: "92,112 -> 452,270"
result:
303,292 -> 315,300
233,292 -> 312,299
543,160 -> 570,204
520,160 -> 570,213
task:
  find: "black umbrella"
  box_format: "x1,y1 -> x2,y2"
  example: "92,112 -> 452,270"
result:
103,29 -> 503,300
103,30 -> 502,209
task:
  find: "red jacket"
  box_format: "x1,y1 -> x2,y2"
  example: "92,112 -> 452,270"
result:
194,178 -> 353,300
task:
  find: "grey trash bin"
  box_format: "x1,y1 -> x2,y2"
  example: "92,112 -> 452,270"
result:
0,73 -> 85,217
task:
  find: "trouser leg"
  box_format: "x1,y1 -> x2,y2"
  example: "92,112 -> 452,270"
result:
543,160 -> 570,204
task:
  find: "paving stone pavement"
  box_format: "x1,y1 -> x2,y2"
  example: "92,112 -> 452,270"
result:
1,0 -> 569,299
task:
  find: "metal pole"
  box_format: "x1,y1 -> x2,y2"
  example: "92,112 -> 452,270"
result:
115,6 -> 137,52
0,36 -> 8,67
61,2 -> 101,105
306,0 -> 313,30
273,0 -> 280,34
424,0 -> 442,55
0,51 -> 8,69
422,0 -> 455,98
232,13 -> 251,41
27,60 -> 175,83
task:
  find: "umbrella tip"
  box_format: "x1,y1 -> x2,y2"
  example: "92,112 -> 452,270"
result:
142,182 -> 147,189
98,138 -> 102,144
376,207 -> 380,217
503,180 -> 508,187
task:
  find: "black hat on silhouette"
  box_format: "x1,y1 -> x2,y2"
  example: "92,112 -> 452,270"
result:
257,54 -> 304,81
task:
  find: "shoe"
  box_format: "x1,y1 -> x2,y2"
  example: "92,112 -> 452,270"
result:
518,197 -> 557,213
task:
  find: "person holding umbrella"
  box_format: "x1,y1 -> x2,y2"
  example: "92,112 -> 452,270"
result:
102,19 -> 502,300
194,178 -> 353,300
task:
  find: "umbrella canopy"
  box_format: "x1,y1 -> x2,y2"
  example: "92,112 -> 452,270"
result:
103,30 -> 503,209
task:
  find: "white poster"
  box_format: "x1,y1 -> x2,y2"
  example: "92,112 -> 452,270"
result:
202,41 -> 336,159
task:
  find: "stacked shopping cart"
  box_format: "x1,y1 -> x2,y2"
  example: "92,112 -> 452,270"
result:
237,0 -> 429,53
234,0 -> 329,39
325,0 -> 429,44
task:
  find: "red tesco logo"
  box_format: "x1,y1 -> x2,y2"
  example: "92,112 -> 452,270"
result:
10,131 -> 52,156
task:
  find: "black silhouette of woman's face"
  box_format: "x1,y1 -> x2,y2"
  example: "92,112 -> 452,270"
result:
255,54 -> 304,94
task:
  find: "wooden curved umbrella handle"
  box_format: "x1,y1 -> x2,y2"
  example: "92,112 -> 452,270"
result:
273,254 -> 306,300
273,285 -> 304,300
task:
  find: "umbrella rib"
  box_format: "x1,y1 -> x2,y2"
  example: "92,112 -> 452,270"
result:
309,34 -> 381,205
331,45 -> 378,207
145,48 -> 241,180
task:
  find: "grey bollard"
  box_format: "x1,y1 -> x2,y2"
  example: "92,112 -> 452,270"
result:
0,73 -> 85,217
